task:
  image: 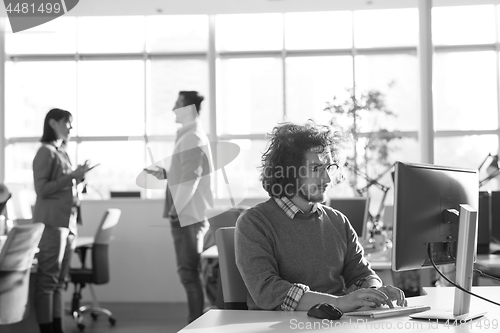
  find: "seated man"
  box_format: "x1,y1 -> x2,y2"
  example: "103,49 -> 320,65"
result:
235,121 -> 407,312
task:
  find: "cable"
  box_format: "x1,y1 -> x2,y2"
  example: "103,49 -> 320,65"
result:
427,244 -> 500,308
474,269 -> 500,282
446,244 -> 500,283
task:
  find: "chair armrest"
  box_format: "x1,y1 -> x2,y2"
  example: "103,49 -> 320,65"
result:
75,244 -> 92,269
74,236 -> 95,269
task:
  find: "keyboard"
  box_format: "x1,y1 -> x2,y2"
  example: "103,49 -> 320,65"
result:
344,305 -> 431,319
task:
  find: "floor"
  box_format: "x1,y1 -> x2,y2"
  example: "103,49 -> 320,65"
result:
63,303 -> 189,333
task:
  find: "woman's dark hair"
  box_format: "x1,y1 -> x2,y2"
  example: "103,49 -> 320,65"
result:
260,121 -> 348,198
40,108 -> 72,143
179,91 -> 204,114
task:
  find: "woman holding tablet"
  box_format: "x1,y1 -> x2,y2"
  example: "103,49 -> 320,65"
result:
32,108 -> 96,333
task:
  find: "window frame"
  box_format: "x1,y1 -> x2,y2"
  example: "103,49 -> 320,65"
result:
2,5 -> 500,198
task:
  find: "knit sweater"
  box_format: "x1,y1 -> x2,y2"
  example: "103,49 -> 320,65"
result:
235,198 -> 380,310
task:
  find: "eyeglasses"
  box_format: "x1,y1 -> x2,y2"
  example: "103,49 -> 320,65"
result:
309,163 -> 340,175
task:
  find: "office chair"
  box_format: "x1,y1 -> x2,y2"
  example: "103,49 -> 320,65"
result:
69,208 -> 121,332
215,227 -> 248,310
0,223 -> 44,324
205,207 -> 247,308
206,206 -> 247,235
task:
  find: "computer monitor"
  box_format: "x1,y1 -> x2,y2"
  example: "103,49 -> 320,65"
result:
477,191 -> 492,254
0,201 -> 7,217
329,197 -> 370,240
490,191 -> 500,244
392,161 -> 485,321
382,205 -> 394,230
110,191 -> 141,198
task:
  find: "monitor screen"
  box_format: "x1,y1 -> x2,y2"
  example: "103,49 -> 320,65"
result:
329,197 -> 370,240
491,191 -> 500,244
0,202 -> 7,216
392,162 -> 478,272
110,191 -> 141,198
477,191 -> 492,255
382,205 -> 394,230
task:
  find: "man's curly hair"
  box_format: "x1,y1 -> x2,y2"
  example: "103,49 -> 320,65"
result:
260,121 -> 348,198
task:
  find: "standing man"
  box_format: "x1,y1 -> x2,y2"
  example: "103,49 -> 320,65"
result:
235,122 -> 407,312
145,91 -> 214,323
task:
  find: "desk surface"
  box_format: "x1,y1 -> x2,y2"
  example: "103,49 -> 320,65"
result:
475,254 -> 500,277
476,254 -> 500,268
0,235 -> 95,333
180,287 -> 500,332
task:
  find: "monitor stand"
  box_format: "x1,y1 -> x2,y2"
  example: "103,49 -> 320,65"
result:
411,204 -> 486,321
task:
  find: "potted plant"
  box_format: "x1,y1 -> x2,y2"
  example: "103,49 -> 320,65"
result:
324,85 -> 403,224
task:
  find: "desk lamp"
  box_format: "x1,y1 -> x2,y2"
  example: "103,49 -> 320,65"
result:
479,154 -> 500,187
0,184 -> 12,235
348,163 -> 394,225
0,183 -> 11,216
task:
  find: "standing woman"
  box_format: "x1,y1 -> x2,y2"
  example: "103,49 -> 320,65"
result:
33,108 -> 91,333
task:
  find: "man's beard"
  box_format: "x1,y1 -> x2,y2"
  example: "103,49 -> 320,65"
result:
297,181 -> 328,203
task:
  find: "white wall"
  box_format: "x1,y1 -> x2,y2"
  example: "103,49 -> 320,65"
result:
64,199 -> 185,303
63,197 -> 264,303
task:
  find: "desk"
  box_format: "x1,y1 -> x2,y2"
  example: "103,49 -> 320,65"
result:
201,245 -> 218,259
179,286 -> 500,332
475,254 -> 500,285
476,254 -> 500,272
0,235 -> 93,332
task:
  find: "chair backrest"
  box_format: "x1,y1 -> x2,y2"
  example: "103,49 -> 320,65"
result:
215,227 -> 248,310
92,209 -> 121,284
0,223 -> 44,271
94,209 -> 121,245
207,207 -> 246,235
0,223 -> 44,324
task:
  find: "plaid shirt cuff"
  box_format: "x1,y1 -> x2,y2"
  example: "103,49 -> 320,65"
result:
281,284 -> 310,311
348,276 -> 382,293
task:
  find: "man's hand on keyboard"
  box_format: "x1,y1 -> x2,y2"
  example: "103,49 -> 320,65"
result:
338,288 -> 392,312
376,285 -> 408,307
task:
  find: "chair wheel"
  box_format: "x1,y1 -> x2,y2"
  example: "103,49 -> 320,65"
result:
91,312 -> 98,321
77,323 -> 85,331
109,317 -> 116,326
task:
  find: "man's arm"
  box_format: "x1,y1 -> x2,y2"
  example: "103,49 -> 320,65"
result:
170,142 -> 206,216
235,209 -> 395,312
235,210 -> 297,310
338,211 -> 407,307
144,166 -> 167,180
338,212 -> 382,289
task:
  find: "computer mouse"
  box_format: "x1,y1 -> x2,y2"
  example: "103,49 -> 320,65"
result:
307,302 -> 343,320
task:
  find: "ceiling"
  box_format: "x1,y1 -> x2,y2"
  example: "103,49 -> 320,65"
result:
1,0 -> 498,18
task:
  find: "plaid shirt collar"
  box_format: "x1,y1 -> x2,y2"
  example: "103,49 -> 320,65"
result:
274,197 -> 322,219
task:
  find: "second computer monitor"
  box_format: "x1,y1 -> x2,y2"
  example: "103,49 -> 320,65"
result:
392,162 -> 478,272
329,197 -> 370,240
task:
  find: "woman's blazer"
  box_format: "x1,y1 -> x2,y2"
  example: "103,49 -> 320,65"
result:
32,144 -> 76,229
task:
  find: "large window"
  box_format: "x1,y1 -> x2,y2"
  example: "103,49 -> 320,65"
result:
217,57 -> 284,135
4,15 -> 210,200
3,4 -> 500,202
432,4 -> 500,191
286,56 -> 353,125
